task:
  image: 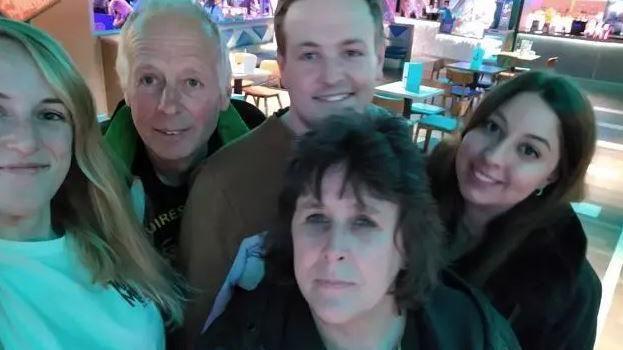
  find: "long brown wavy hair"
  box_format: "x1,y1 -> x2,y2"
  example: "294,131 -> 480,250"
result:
427,71 -> 596,285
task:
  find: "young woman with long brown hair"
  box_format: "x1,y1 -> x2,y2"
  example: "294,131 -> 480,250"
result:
428,70 -> 601,349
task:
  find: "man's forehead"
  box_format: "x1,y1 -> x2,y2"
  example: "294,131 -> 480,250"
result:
130,12 -> 218,49
283,0 -> 376,47
133,12 -> 215,42
128,16 -> 219,66
130,40 -> 218,68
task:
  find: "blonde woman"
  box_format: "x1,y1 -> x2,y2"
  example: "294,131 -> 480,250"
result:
0,19 -> 185,349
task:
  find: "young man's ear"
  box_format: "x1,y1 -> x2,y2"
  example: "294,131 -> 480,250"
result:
375,41 -> 386,82
277,53 -> 287,89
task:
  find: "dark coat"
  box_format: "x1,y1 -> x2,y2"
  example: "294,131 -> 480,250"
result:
197,273 -> 521,350
453,205 -> 601,350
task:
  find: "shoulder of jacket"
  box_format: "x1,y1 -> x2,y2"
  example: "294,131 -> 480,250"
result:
433,272 -> 522,350
192,120 -> 286,186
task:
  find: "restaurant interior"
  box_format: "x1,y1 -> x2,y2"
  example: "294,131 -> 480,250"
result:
0,0 -> 622,348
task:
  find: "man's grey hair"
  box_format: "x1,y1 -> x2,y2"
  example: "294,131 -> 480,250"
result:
115,0 -> 231,95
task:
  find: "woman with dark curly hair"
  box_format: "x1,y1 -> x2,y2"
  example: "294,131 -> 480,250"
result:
199,112 -> 520,349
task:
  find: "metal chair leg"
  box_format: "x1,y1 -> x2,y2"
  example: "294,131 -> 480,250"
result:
423,129 -> 433,153
414,124 -> 421,144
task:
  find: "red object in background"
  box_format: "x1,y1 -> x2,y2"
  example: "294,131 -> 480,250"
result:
0,0 -> 60,21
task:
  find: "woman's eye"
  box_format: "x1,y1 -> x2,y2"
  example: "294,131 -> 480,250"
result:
483,120 -> 500,133
39,111 -> 66,121
352,216 -> 377,228
186,79 -> 203,88
305,213 -> 329,224
519,144 -> 540,159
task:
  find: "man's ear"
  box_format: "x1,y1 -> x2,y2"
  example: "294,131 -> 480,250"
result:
277,53 -> 287,89
375,41 -> 386,82
219,90 -> 230,112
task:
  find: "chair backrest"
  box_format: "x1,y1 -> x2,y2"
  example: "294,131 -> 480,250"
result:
546,57 -> 559,69
446,69 -> 474,86
431,58 -> 445,79
259,59 -> 279,76
421,78 -> 451,95
372,94 -> 404,114
259,59 -> 281,87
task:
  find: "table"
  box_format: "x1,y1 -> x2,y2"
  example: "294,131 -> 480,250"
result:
374,81 -> 445,117
497,51 -> 541,71
445,61 -> 508,75
445,61 -> 508,89
497,51 -> 541,61
231,68 -> 270,94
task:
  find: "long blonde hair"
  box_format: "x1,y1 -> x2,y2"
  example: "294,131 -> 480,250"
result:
0,19 -> 185,326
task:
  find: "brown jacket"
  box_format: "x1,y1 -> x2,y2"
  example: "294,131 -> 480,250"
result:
178,112 -> 293,347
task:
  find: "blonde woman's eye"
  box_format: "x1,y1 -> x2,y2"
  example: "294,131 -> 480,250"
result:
40,111 -> 66,121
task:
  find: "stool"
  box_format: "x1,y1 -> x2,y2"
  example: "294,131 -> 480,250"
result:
413,114 -> 459,153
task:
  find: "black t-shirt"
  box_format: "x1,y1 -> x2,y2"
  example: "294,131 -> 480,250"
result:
132,134 -> 222,264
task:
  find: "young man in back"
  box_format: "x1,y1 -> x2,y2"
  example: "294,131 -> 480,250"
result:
178,0 -> 387,345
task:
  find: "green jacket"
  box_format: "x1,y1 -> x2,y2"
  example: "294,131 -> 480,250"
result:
104,103 -> 249,176
103,102 -> 249,220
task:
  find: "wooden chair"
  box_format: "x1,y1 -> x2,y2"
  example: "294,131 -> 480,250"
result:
255,59 -> 281,87
411,79 -> 462,153
430,58 -> 445,79
446,69 -> 481,117
413,114 -> 459,153
411,78 -> 449,117
430,58 -> 454,85
372,94 -> 404,115
243,59 -> 283,115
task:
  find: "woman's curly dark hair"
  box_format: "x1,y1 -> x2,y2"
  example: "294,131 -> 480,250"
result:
264,111 -> 447,310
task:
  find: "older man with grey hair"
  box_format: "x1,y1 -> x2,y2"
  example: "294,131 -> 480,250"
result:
104,0 -> 253,265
